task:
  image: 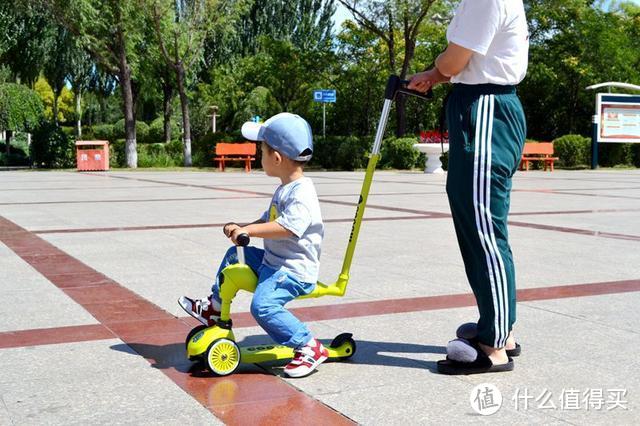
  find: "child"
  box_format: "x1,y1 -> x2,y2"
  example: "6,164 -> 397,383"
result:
179,112 -> 327,378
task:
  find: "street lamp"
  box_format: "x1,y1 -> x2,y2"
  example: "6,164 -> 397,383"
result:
209,106 -> 219,133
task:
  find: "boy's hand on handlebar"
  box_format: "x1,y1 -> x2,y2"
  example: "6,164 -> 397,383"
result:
223,222 -> 240,237
229,227 -> 249,245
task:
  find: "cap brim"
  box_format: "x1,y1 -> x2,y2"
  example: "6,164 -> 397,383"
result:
241,122 -> 264,141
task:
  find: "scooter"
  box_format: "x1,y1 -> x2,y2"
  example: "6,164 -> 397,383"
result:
184,75 -> 432,376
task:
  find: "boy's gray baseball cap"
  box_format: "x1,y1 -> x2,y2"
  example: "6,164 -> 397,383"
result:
241,113 -> 313,162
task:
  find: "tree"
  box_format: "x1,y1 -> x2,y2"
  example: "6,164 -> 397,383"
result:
520,0 -> 640,139
43,25 -> 74,126
137,22 -> 177,143
68,41 -> 94,137
338,0 -> 438,136
34,77 -> 75,123
195,0 -> 337,138
203,0 -> 335,67
238,0 -> 335,53
0,83 -> 44,154
147,0 -> 240,166
241,39 -> 322,112
47,0 -> 145,168
85,70 -> 119,125
0,2 -> 55,86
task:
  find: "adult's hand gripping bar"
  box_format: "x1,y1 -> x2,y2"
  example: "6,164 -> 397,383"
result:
384,74 -> 433,101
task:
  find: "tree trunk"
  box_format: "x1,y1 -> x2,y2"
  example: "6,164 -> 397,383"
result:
395,66 -> 411,137
117,31 -> 137,168
52,91 -> 60,127
99,97 -> 107,123
75,90 -> 82,138
162,81 -> 173,143
395,95 -> 407,138
395,34 -> 415,137
176,65 -> 192,167
5,130 -> 12,155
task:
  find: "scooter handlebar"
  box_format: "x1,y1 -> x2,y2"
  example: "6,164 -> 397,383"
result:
236,233 -> 250,247
398,80 -> 433,101
384,75 -> 433,101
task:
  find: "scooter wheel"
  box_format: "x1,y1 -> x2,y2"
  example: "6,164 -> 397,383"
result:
330,333 -> 357,360
185,325 -> 209,350
206,338 -> 241,376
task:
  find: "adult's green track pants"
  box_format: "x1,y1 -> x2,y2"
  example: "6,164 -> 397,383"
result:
446,83 -> 526,348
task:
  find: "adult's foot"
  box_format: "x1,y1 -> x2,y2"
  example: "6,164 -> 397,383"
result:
456,322 -> 521,356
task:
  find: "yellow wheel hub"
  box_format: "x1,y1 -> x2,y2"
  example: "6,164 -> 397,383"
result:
207,339 -> 240,376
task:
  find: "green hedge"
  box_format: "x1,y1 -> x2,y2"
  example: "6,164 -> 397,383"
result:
31,121 -> 75,168
598,143 -> 633,167
138,143 -> 181,167
192,131 -> 244,167
113,119 -> 150,143
148,117 -> 180,144
380,137 -> 423,170
109,140 -> 180,168
310,135 -> 370,170
311,135 -> 425,171
87,120 -> 170,144
440,151 -> 449,171
552,134 -> 638,168
103,133 -> 442,170
633,145 -> 640,168
92,124 -> 115,142
0,142 -> 30,166
552,134 -> 591,168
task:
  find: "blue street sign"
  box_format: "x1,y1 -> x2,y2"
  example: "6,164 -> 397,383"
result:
313,89 -> 337,103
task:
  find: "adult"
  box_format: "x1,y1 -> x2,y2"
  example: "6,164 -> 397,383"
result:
408,0 -> 529,374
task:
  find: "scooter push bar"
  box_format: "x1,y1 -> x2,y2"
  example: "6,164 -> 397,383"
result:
235,233 -> 250,265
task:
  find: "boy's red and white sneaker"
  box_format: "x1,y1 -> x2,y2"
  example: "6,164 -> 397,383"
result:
284,338 -> 328,378
178,295 -> 221,327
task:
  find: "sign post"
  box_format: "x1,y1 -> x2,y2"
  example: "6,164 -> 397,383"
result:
586,82 -> 640,169
313,89 -> 337,138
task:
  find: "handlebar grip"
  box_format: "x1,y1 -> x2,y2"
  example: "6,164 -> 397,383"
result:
398,80 -> 434,100
384,75 -> 433,101
223,222 -> 238,235
236,233 -> 250,247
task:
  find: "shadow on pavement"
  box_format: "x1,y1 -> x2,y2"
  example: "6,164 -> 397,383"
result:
110,334 -> 446,375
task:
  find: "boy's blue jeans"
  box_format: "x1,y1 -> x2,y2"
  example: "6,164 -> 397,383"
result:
211,246 -> 315,349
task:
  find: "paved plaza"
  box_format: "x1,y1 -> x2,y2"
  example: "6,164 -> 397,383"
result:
1,168 -> 639,424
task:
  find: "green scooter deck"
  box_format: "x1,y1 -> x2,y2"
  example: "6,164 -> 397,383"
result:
240,335 -> 355,364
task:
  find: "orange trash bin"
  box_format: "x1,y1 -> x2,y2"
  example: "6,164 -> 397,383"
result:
76,140 -> 109,171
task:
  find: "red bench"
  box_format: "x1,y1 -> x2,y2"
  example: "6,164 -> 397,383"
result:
520,142 -> 558,171
215,142 -> 256,172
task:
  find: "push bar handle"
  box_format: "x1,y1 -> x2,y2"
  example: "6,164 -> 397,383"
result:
384,75 -> 433,101
236,233 -> 250,247
235,233 -> 250,265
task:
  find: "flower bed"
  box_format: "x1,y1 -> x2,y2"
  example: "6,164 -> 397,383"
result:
420,130 -> 449,144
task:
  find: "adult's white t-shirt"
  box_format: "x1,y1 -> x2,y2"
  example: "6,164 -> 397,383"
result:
446,0 -> 529,85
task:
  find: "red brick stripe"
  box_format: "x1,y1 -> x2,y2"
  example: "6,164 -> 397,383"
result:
4,278 -> 640,350
32,216 -> 433,235
0,324 -> 115,349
